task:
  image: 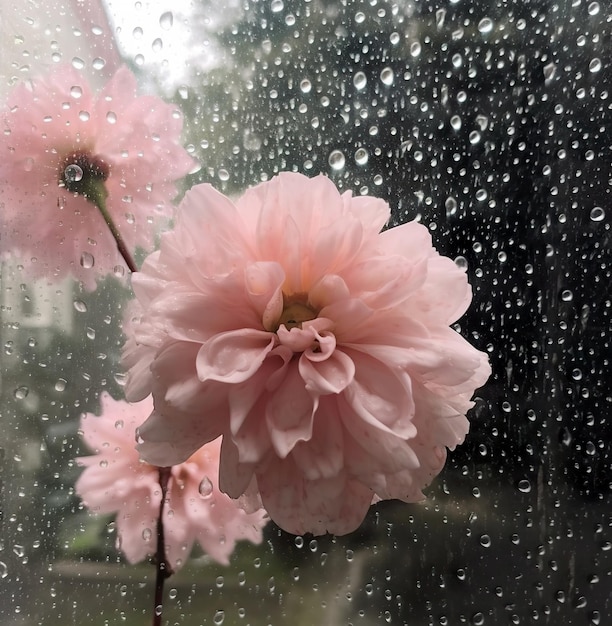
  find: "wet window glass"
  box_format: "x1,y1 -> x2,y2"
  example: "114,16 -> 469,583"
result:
1,1 -> 610,625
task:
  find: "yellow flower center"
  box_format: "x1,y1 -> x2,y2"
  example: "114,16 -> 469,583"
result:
276,293 -> 318,330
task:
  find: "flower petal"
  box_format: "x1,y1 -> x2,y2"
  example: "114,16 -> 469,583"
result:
266,366 -> 317,458
196,329 -> 275,384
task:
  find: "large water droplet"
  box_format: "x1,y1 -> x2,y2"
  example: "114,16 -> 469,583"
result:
199,476 -> 214,498
589,207 -> 605,222
328,150 -> 345,170
353,71 -> 367,90
80,252 -> 95,268
159,11 -> 173,29
380,67 -> 394,86
354,148 -> 369,165
478,18 -> 493,33
517,479 -> 531,493
64,164 -> 83,183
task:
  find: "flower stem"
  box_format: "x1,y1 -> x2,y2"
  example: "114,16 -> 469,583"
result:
152,466 -> 173,626
86,184 -> 139,274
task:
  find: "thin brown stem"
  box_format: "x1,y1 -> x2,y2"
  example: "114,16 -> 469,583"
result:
152,466 -> 173,626
87,185 -> 138,274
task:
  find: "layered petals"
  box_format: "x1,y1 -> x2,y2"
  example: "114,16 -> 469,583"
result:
75,393 -> 268,570
0,65 -> 195,288
123,172 -> 491,535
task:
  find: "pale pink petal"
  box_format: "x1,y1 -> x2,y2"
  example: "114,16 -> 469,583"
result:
123,172 -> 490,536
265,366 -> 317,458
244,261 -> 285,330
299,348 -> 355,395
75,395 -> 267,569
196,329 -> 276,384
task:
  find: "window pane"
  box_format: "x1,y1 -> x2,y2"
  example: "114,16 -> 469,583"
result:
1,1 -> 610,625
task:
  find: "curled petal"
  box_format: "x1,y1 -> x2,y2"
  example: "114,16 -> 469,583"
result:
196,329 -> 275,383
244,261 -> 285,330
299,348 -> 355,395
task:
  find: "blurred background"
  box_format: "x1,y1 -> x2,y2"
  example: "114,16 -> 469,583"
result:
1,0 -> 610,624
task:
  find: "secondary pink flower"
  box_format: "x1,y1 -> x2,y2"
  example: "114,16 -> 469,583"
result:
75,393 -> 268,569
0,65 -> 195,288
123,172 -> 491,535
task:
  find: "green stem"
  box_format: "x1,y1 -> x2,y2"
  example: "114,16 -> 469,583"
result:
86,185 -> 138,274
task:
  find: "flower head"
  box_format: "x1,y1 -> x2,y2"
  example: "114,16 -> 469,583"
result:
0,65 -> 195,287
75,393 -> 268,569
124,172 -> 490,535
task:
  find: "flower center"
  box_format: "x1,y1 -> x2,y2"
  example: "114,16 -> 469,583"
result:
59,151 -> 110,199
276,293 -> 318,330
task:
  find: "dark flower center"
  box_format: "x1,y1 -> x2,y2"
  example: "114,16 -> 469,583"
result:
59,151 -> 110,199
277,293 -> 318,330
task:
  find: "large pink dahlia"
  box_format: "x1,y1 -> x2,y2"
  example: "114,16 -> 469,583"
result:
0,65 -> 195,287
75,393 -> 268,569
124,172 -> 491,535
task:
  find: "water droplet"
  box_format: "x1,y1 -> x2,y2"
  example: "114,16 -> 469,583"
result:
410,41 -> 422,57
543,62 -> 556,82
299,78 -> 311,93
114,419 -> 124,430
271,0 -> 284,12
71,57 -> 85,69
589,58 -> 601,73
450,115 -> 462,130
54,379 -> 67,392
353,71 -> 367,90
589,206 -> 605,222
354,148 -> 369,165
560,289 -> 573,302
152,38 -> 163,52
328,150 -> 345,170
14,386 -> 29,400
159,11 -> 173,29
70,85 -> 83,98
133,26 -> 143,39
445,196 -> 458,217
154,605 -> 163,617
92,57 -> 106,70
142,528 -> 153,541
380,67 -> 394,86
64,164 -> 83,183
471,612 -> 485,626
198,476 -> 213,498
294,536 -> 304,548
480,534 -> 491,547
0,562 -> 8,579
73,300 -> 88,312
454,256 -> 468,270
518,479 -> 531,493
218,169 -> 229,181
469,131 -> 481,145
78,110 -> 90,122
478,18 -> 493,33
213,610 -> 225,625
80,252 -> 95,269
588,2 -> 600,15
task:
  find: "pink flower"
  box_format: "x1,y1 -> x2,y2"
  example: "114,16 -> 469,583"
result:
124,172 -> 491,535
0,65 -> 195,288
75,393 -> 268,569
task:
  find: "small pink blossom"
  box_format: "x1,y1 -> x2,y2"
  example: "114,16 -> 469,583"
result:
75,393 -> 268,569
0,65 -> 195,287
123,172 -> 491,535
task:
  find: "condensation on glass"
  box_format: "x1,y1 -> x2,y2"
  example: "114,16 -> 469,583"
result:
0,1 -> 610,625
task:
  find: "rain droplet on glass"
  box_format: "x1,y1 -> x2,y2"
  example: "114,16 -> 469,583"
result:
328,149 -> 345,170
159,11 -> 173,29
